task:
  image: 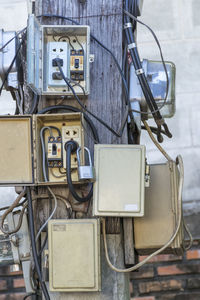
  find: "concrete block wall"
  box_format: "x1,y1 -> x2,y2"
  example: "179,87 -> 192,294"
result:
138,0 -> 200,239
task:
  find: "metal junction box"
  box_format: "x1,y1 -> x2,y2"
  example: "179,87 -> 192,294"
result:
0,113 -> 85,186
0,29 -> 19,90
93,144 -> 146,217
48,219 -> 101,292
134,161 -> 184,256
27,14 -> 90,96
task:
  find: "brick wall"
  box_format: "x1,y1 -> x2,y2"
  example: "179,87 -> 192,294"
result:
0,266 -> 26,299
130,241 -> 200,300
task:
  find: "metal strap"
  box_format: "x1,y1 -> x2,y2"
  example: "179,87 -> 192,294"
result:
124,23 -> 132,29
128,43 -> 136,50
135,68 -> 144,75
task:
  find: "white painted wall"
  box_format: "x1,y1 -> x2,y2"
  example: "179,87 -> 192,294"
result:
0,0 -> 28,211
137,0 -> 200,217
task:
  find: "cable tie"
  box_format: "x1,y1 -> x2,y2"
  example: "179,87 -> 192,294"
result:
128,43 -> 136,50
124,23 -> 132,29
135,68 -> 144,75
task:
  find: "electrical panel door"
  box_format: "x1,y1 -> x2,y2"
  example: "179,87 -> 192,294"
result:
134,162 -> 184,255
93,144 -> 146,217
0,116 -> 33,185
48,219 -> 101,292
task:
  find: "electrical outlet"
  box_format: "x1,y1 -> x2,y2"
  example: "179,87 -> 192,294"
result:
47,42 -> 68,88
62,126 -> 82,169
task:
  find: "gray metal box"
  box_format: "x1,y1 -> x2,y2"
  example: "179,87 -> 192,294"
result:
93,144 -> 146,217
134,161 -> 184,255
27,15 -> 90,96
48,219 -> 101,292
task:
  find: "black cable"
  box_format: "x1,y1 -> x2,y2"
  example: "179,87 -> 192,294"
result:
27,187 -> 50,300
124,8 -> 169,111
37,14 -> 129,103
23,293 -> 38,300
0,27 -> 26,52
38,105 -> 100,143
28,91 -> 39,114
65,141 -> 93,203
124,0 -> 172,141
55,59 -> 127,138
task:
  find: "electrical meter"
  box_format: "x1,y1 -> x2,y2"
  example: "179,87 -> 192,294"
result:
93,144 -> 146,217
0,29 -> 19,90
130,59 -> 176,118
27,14 -> 90,96
0,113 -> 85,186
48,219 -> 101,292
134,161 -> 184,256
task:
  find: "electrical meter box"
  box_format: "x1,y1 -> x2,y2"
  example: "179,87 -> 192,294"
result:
48,219 -> 101,292
134,161 -> 184,256
0,113 -> 85,186
93,144 -> 146,217
27,14 -> 90,96
130,59 -> 176,118
0,29 -> 19,90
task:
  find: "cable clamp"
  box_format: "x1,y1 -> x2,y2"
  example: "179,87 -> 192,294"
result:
124,23 -> 132,29
128,43 -> 136,50
135,68 -> 144,75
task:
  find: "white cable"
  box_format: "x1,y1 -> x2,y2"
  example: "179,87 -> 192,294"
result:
35,187 -> 57,242
102,155 -> 184,272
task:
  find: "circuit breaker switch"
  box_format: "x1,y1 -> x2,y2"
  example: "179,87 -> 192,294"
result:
47,136 -> 63,168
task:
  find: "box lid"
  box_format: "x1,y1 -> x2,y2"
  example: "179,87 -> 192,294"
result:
0,116 -> 33,185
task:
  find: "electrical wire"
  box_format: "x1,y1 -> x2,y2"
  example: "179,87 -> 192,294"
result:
40,127 -> 53,182
55,59 -> 128,138
142,120 -> 172,161
183,219 -> 193,251
0,27 -> 26,52
0,39 -> 24,95
37,14 -> 137,140
58,35 -> 74,49
38,105 -> 100,143
102,155 -> 184,272
26,187 -> 50,300
23,293 -> 38,300
0,189 -> 26,235
65,141 -> 93,203
124,8 -> 169,112
73,35 -> 84,51
35,187 -> 58,242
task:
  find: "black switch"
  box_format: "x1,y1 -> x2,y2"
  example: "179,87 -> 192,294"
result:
74,58 -> 80,69
52,144 -> 57,155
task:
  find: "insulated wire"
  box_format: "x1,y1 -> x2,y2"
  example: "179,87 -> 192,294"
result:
0,39 -> 24,95
142,120 -> 172,161
35,187 -> 58,242
26,187 -> 50,300
124,9 -> 169,112
55,59 -> 128,138
102,155 -> 184,272
0,189 -> 26,235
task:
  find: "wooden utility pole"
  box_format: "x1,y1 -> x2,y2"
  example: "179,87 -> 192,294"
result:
26,0 -> 132,299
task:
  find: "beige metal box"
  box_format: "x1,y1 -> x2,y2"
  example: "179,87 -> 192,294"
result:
48,219 -> 101,292
0,113 -> 84,186
134,161 -> 184,255
93,144 -> 146,217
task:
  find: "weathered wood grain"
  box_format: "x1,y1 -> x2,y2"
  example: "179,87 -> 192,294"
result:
31,1 -> 132,299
